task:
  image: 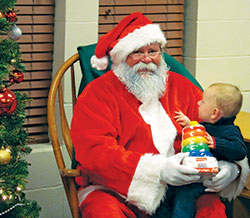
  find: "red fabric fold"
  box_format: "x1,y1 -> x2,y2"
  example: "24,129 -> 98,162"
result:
195,193 -> 226,218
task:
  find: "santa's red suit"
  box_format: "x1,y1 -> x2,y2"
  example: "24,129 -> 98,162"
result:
70,70 -> 248,218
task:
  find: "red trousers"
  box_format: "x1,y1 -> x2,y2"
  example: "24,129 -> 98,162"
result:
80,190 -> 226,218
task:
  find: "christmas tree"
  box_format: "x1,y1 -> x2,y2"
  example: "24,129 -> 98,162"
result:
0,0 -> 41,217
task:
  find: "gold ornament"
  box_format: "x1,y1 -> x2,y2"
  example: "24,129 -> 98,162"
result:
16,185 -> 23,191
0,11 -> 5,18
0,149 -> 11,165
10,59 -> 16,64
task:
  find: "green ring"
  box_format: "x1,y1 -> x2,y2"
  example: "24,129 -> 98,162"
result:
182,143 -> 209,152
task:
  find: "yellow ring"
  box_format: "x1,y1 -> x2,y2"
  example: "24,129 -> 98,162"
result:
182,136 -> 207,147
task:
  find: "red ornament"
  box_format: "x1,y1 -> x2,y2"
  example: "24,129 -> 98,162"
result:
9,70 -> 24,83
5,10 -> 17,22
0,88 -> 17,115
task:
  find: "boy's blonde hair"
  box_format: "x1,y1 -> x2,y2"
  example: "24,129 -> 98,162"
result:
208,83 -> 242,117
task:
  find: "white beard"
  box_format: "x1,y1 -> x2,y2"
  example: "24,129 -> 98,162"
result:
112,57 -> 168,103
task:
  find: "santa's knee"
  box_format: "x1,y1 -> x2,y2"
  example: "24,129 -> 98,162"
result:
80,190 -> 137,218
195,193 -> 226,218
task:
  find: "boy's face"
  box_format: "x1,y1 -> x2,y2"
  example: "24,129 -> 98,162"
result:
198,88 -> 216,123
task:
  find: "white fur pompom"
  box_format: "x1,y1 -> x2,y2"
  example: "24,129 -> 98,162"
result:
90,55 -> 109,70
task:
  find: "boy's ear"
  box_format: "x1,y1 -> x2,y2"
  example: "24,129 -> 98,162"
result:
211,108 -> 222,120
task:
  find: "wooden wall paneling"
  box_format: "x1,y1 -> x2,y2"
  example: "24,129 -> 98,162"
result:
15,0 -> 55,143
99,0 -> 185,62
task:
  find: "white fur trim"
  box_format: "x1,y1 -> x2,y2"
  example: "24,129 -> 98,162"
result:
127,153 -> 167,214
220,156 -> 249,201
139,99 -> 176,157
90,55 -> 109,70
110,24 -> 166,65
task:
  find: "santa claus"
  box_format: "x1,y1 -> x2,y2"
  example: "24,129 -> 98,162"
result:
70,12 -> 249,218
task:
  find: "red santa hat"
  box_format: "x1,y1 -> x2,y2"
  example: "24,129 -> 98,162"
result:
91,12 -> 167,70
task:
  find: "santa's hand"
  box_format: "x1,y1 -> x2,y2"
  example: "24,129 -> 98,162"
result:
203,160 -> 239,192
161,153 -> 200,186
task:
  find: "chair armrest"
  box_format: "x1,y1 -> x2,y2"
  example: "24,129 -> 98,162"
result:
240,189 -> 250,199
59,169 -> 82,177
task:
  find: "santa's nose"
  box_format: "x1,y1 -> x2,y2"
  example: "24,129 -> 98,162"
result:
141,54 -> 152,64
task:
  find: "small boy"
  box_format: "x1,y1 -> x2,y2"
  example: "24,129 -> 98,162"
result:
154,83 -> 247,218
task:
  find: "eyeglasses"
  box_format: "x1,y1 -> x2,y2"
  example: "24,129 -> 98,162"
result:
129,51 -> 162,60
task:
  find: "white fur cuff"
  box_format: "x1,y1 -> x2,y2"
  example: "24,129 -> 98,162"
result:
220,156 -> 249,200
127,153 -> 167,214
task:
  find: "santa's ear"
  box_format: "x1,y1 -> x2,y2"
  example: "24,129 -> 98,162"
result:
211,108 -> 222,120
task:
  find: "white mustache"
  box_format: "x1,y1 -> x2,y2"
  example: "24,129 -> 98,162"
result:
133,62 -> 158,73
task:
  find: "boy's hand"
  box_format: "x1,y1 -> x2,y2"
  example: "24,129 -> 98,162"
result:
174,111 -> 190,127
204,133 -> 216,149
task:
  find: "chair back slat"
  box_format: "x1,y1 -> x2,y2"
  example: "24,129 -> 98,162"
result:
48,74 -> 66,171
71,65 -> 77,109
58,83 -> 74,160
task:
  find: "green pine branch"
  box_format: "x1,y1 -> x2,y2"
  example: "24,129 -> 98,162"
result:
0,0 -> 16,12
0,18 -> 12,34
0,39 -> 25,81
